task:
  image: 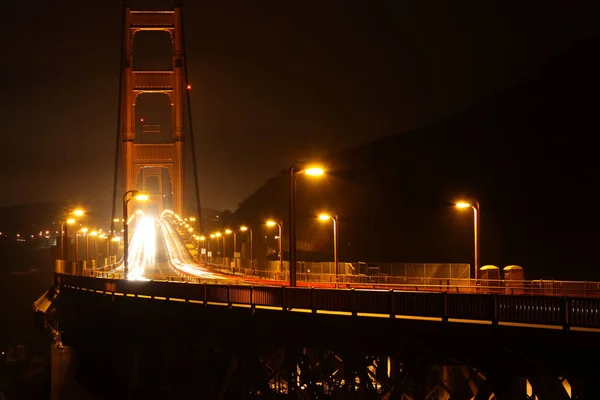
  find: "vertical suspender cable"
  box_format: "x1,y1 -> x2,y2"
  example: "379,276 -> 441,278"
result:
110,1 -> 126,235
180,0 -> 203,232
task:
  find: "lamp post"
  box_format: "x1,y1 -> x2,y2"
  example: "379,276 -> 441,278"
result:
100,234 -> 108,266
209,233 -> 216,261
84,230 -> 90,263
318,213 -> 339,284
289,164 -> 325,287
240,226 -> 253,269
59,208 -> 84,260
123,190 -> 149,279
215,232 -> 222,258
89,231 -> 98,269
455,200 -> 481,280
111,236 -> 120,264
196,235 -> 206,261
225,229 -> 237,258
266,220 -> 283,273
60,218 -> 76,260
75,227 -> 84,262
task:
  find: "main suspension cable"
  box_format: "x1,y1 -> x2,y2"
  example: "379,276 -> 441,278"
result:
180,0 -> 203,232
110,0 -> 127,235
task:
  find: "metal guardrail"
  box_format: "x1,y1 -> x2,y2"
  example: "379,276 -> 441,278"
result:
56,273 -> 600,331
56,258 -> 600,298
193,263 -> 600,298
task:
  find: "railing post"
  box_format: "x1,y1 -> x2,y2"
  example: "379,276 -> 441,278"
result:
563,296 -> 570,332
311,287 -> 316,314
442,292 -> 448,323
282,286 -> 286,311
227,284 -> 232,309
492,294 -> 498,327
389,289 -> 395,319
250,285 -> 255,314
203,283 -> 207,306
351,288 -> 357,317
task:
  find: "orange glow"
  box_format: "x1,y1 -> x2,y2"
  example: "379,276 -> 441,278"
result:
318,213 -> 331,221
455,202 -> 471,208
304,167 -> 324,176
266,220 -> 277,227
186,84 -> 192,90
134,192 -> 149,201
240,226 -> 248,231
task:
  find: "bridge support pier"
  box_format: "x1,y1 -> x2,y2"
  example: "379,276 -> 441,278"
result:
50,343 -> 88,400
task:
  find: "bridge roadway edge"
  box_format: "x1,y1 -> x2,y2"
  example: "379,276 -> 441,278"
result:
36,282 -> 600,397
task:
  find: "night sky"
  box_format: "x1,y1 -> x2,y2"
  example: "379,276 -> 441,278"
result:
1,0 -> 597,216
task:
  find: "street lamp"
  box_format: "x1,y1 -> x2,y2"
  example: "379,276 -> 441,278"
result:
266,220 -> 283,273
225,229 -> 236,258
60,207 -> 84,260
195,235 -> 205,260
123,190 -> 149,279
455,200 -> 481,280
240,226 -> 253,268
60,218 -> 77,260
215,232 -> 222,258
111,236 -> 121,264
75,227 -> 87,261
289,164 -> 324,286
89,230 -> 98,269
318,213 -> 339,284
209,233 -> 216,260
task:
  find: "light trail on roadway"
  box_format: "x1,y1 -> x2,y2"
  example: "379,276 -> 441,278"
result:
125,215 -> 227,281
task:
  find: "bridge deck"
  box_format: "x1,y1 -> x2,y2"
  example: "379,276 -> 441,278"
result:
55,273 -> 600,332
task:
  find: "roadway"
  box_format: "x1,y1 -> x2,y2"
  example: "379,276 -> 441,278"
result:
126,216 -> 227,282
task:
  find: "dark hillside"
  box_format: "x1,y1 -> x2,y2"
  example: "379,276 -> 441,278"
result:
232,39 -> 600,280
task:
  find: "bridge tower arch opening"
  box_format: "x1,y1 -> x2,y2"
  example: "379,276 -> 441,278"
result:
135,166 -> 174,218
121,7 -> 186,217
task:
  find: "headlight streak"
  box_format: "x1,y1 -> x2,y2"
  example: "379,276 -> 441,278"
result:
158,218 -> 226,279
127,216 -> 156,281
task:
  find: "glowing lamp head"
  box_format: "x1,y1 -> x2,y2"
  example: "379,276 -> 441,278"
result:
134,192 -> 149,201
72,209 -> 84,217
318,214 -> 331,221
265,220 -> 277,227
189,217 -> 196,222
89,231 -> 98,236
199,236 -> 206,241
66,218 -> 76,225
186,84 -> 192,90
215,232 -> 222,237
240,226 -> 248,232
225,229 -> 232,234
455,202 -> 471,209
188,228 -> 193,232
80,227 -> 88,233
112,236 -> 121,242
303,167 -> 324,176
210,234 -> 215,238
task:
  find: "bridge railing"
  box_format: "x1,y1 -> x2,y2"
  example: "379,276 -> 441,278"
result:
57,258 -> 600,298
190,262 -> 600,298
55,273 -> 600,330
